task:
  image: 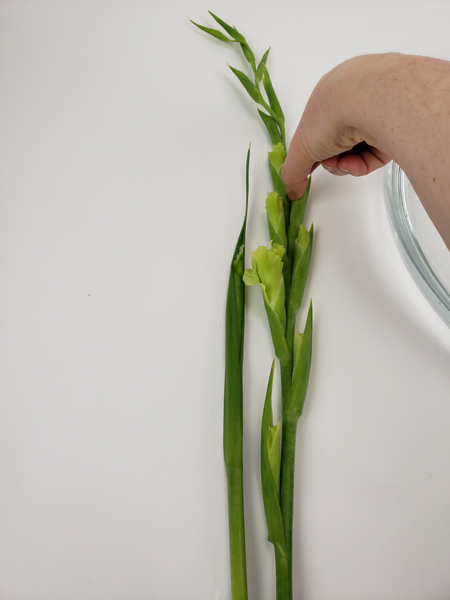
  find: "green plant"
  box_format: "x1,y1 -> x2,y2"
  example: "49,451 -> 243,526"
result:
223,148 -> 250,600
192,13 -> 314,600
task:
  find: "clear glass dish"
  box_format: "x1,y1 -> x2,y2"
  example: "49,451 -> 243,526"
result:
384,161 -> 450,326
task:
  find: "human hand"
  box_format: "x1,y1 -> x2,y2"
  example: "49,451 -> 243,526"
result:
282,54 -> 393,200
281,52 -> 450,249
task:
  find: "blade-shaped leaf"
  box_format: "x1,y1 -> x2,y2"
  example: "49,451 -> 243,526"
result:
209,11 -> 246,43
263,66 -> 284,124
190,20 -> 235,42
240,42 -> 256,73
258,110 -> 282,146
223,149 -> 251,600
223,150 -> 250,466
229,65 -> 264,105
256,47 -> 271,83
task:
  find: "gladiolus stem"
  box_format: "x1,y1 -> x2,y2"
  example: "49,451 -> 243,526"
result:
280,416 -> 299,599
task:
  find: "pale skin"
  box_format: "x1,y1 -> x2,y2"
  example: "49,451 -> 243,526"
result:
281,53 -> 450,250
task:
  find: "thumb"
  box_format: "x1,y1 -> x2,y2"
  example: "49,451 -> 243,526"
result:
281,127 -> 321,200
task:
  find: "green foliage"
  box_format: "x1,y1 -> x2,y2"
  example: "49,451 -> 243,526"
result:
223,149 -> 250,600
261,361 -> 289,595
256,48 -> 271,84
228,65 -> 265,105
263,66 -> 285,124
287,303 -> 313,419
193,14 -> 315,600
192,12 -> 285,146
189,20 -> 234,43
258,110 -> 282,146
289,224 -> 314,314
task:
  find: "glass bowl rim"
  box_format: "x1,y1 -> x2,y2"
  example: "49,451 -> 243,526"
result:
384,161 -> 450,326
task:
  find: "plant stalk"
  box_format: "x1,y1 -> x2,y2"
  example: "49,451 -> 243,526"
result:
225,464 -> 248,600
275,546 -> 290,600
285,304 -> 297,361
280,359 -> 292,412
280,415 -> 299,600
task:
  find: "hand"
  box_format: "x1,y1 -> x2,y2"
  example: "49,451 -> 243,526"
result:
282,54 -> 394,200
281,53 -> 450,249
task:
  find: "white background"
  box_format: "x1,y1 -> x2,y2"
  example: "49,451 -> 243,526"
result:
1,1 -> 450,599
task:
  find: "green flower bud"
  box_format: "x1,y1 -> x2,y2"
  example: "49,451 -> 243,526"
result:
244,244 -> 289,360
265,191 -> 287,250
268,142 -> 286,175
288,224 -> 313,313
261,360 -> 287,560
287,303 -> 313,419
243,243 -> 286,332
268,143 -> 288,208
266,417 -> 281,498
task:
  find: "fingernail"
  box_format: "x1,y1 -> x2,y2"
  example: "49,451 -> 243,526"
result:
338,164 -> 349,173
285,186 -> 295,200
322,165 -> 335,173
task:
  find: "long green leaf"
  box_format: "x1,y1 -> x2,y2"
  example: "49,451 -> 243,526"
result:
208,11 -> 246,43
223,149 -> 250,600
228,65 -> 265,105
240,42 -> 257,73
190,20 -> 235,42
258,109 -> 282,146
263,66 -> 284,124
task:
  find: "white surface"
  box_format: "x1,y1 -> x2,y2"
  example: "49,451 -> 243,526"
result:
1,1 -> 450,599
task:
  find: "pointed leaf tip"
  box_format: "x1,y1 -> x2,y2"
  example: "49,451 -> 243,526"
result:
190,20 -> 235,42
208,11 -> 246,43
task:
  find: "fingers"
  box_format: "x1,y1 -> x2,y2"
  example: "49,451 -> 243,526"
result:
283,137 -> 392,199
321,144 -> 391,177
281,55 -> 394,199
281,66 -> 358,199
338,145 -> 391,175
281,94 -> 360,198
